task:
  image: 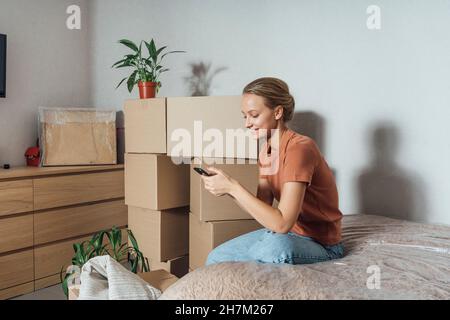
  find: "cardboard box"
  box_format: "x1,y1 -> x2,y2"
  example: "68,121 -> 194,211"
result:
189,213 -> 262,270
149,255 -> 189,279
125,153 -> 189,210
128,206 -> 189,262
39,107 -> 117,166
124,98 -> 166,154
190,158 -> 258,221
123,96 -> 258,159
137,269 -> 178,292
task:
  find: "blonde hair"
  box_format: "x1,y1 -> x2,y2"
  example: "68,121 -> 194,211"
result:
242,77 -> 295,122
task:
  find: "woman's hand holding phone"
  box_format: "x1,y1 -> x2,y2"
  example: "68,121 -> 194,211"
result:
196,166 -> 237,197
193,167 -> 213,176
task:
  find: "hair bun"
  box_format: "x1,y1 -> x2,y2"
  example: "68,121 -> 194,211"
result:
243,77 -> 295,122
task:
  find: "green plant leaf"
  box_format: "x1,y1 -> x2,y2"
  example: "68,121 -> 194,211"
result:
114,60 -> 134,69
110,228 -> 118,249
59,265 -> 69,298
144,41 -> 154,63
112,56 -> 137,68
127,229 -> 140,251
112,58 -> 127,68
118,39 -> 139,52
144,59 -> 154,69
130,258 -> 138,273
109,226 -> 122,260
143,257 -> 150,272
143,41 -> 150,53
105,229 -> 112,245
127,70 -> 138,93
125,54 -> 138,59
118,243 -> 128,254
150,39 -> 157,61
116,241 -> 130,262
73,240 -> 94,266
161,50 -> 186,60
61,275 -> 69,298
72,243 -> 83,266
136,251 -> 145,272
155,46 -> 167,57
90,231 -> 102,250
114,227 -> 122,247
103,248 -> 111,257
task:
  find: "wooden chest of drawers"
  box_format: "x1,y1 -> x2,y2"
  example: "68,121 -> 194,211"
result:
0,165 -> 126,299
0,180 -> 33,217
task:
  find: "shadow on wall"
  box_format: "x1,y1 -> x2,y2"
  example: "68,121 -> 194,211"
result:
357,123 -> 428,222
184,62 -> 227,96
288,111 -> 338,178
288,111 -> 325,152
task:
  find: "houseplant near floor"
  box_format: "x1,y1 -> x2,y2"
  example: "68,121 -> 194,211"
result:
112,39 -> 185,99
60,226 -> 149,298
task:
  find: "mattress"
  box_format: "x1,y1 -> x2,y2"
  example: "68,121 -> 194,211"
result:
159,214 -> 450,299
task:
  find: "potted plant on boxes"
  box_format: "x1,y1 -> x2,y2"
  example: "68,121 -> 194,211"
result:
112,39 -> 185,99
60,226 -> 149,298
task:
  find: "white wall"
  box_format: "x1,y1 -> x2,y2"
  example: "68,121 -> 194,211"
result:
88,0 -> 450,226
0,0 -> 90,166
1,0 -> 449,227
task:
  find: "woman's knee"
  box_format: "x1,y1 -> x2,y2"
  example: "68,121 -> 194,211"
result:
249,231 -> 332,264
204,237 -> 244,265
249,231 -> 300,263
205,228 -> 267,266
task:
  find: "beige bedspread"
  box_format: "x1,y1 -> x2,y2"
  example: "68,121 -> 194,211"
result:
160,214 -> 450,300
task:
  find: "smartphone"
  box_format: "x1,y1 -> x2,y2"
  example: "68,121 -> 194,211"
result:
193,167 -> 212,176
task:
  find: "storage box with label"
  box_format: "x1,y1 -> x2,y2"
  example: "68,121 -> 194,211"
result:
190,158 -> 259,221
189,213 -> 261,270
128,206 -> 189,263
125,153 -> 189,210
123,96 -> 258,159
39,107 -> 117,166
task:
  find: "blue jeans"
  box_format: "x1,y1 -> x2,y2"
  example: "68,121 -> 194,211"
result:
206,228 -> 345,265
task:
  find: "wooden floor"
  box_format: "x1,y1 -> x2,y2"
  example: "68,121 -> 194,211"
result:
10,284 -> 67,300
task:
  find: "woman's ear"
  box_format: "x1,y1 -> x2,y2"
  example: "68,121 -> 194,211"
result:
274,105 -> 284,120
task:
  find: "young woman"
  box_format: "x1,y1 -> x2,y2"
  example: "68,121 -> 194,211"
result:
202,77 -> 344,265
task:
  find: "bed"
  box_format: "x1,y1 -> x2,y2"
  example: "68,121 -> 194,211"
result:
159,214 -> 450,300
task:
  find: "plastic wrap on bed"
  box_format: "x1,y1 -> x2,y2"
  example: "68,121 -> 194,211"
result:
159,214 -> 450,300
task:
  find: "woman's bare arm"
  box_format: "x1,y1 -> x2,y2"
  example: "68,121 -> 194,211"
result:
229,180 -> 306,233
229,178 -> 274,217
256,178 -> 274,206
202,167 -> 307,233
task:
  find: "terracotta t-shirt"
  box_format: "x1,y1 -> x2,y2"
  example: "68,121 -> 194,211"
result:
258,129 -> 343,246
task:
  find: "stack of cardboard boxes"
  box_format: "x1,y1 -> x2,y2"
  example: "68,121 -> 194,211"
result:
124,98 -> 190,278
189,157 -> 262,270
124,96 -> 262,275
